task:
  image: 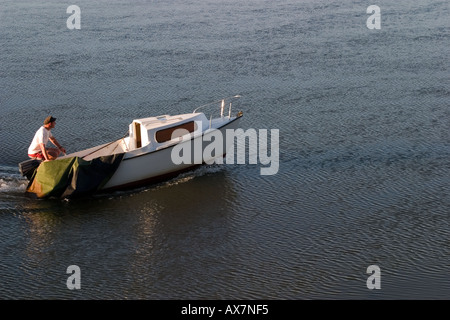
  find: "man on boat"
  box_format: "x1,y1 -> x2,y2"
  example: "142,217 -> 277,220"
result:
28,116 -> 66,161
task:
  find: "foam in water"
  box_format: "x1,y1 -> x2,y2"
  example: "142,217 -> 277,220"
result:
0,165 -> 28,193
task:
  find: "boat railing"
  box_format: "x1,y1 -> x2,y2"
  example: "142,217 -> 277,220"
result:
192,95 -> 241,120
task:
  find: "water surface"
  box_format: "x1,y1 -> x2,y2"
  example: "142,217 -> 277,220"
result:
0,0 -> 449,299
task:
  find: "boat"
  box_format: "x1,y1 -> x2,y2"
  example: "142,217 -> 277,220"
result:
19,95 -> 243,198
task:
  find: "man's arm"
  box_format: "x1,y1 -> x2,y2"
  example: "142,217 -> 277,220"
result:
49,137 -> 66,154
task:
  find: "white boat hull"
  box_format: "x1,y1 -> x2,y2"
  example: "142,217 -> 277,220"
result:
101,116 -> 241,191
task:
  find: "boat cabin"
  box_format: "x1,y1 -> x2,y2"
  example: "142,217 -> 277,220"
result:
59,113 -> 210,161
128,113 -> 208,150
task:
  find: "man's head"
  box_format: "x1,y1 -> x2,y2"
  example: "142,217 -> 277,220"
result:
43,116 -> 56,129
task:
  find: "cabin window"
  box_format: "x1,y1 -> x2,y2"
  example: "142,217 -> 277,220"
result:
134,122 -> 142,148
155,121 -> 197,143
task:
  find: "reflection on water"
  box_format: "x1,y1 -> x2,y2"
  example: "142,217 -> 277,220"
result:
1,165 -> 239,298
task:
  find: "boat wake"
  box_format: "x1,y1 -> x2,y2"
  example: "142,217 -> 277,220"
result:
0,165 -> 28,194
159,164 -> 225,188
1,162 -> 225,201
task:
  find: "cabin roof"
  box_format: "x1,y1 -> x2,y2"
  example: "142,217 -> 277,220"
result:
134,113 -> 203,130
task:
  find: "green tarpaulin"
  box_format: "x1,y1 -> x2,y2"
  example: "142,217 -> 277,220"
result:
26,154 -> 124,199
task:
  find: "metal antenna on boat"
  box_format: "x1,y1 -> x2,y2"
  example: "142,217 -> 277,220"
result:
220,99 -> 225,118
192,95 -> 241,113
